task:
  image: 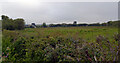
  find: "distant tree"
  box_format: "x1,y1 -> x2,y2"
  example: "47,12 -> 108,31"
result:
73,21 -> 77,26
1,15 -> 25,30
78,24 -> 88,26
107,21 -> 120,27
2,15 -> 15,30
88,23 -> 101,26
61,23 -> 67,27
1,15 -> 9,20
101,23 -> 107,26
49,24 -> 54,27
56,24 -> 62,27
42,22 -> 47,27
73,21 -> 77,25
67,24 -> 73,27
107,21 -> 113,26
14,19 -> 25,30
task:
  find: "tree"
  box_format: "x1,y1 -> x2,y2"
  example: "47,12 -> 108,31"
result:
14,19 -> 25,30
1,15 -> 25,30
42,22 -> 47,27
78,24 -> 88,26
61,23 -> 67,27
73,21 -> 77,25
49,24 -> 54,27
101,23 -> 107,26
2,16 -> 15,30
73,21 -> 77,26
107,21 -> 113,26
1,15 -> 9,20
88,23 -> 100,26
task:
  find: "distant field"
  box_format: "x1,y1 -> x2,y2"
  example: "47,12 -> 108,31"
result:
17,26 -> 118,42
2,26 -> 119,61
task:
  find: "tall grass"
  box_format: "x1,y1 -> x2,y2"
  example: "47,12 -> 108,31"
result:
2,26 -> 119,62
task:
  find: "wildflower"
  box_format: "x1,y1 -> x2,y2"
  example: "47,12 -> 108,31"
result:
89,43 -> 91,45
7,53 -> 9,56
2,53 -> 4,55
5,56 -> 7,58
88,57 -> 92,61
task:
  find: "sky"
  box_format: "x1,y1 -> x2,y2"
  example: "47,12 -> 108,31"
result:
0,0 -> 119,24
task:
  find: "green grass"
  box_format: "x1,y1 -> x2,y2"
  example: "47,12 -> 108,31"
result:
2,26 -> 119,61
17,26 -> 118,42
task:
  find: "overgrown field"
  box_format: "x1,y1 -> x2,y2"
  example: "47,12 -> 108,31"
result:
2,26 -> 119,62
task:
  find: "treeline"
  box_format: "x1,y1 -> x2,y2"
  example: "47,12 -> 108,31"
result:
49,21 -> 120,27
27,21 -> 120,28
1,15 -> 25,30
1,15 -> 120,30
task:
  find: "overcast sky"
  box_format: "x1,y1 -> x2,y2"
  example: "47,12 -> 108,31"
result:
0,0 -> 119,24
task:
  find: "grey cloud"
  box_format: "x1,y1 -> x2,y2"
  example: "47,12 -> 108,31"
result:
0,2 -> 118,24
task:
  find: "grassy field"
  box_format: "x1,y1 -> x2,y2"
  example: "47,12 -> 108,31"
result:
2,26 -> 119,62
16,26 -> 118,42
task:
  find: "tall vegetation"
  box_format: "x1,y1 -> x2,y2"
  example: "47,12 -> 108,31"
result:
2,27 -> 119,62
1,15 -> 25,30
1,15 -> 119,62
42,22 -> 47,27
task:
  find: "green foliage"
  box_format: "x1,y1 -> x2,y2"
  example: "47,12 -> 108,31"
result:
14,19 -> 25,30
1,15 -> 9,20
2,27 -> 118,62
1,15 -> 25,30
107,21 -> 120,27
42,22 -> 47,27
